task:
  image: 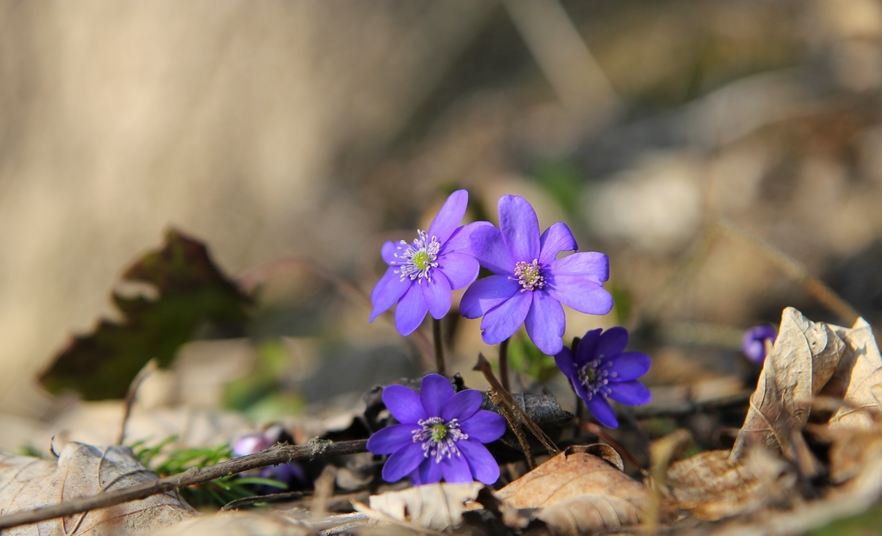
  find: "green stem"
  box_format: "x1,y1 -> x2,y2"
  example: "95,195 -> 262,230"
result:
433,317 -> 445,375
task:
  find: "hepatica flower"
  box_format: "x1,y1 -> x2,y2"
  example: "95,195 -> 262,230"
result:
742,324 -> 777,365
555,327 -> 651,428
461,195 -> 613,355
370,190 -> 480,336
367,374 -> 506,485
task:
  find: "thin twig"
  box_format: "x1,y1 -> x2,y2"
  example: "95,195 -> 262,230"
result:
221,491 -> 308,511
473,353 -> 560,456
117,359 -> 158,445
0,439 -> 368,531
236,256 -> 434,365
498,338 -> 511,393
433,318 -> 445,376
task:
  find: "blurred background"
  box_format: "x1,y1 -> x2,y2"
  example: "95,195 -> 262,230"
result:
2,0 -> 882,450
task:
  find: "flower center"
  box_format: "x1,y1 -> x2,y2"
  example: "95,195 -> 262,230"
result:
577,357 -> 616,401
511,259 -> 544,292
394,230 -> 441,283
413,416 -> 469,463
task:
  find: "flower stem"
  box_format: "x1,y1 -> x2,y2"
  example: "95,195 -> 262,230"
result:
433,317 -> 445,375
499,338 -> 510,393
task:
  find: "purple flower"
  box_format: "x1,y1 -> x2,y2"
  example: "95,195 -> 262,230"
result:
232,427 -> 305,492
460,195 -> 613,355
370,190 -> 480,336
555,327 -> 651,428
367,374 -> 506,485
741,324 -> 777,365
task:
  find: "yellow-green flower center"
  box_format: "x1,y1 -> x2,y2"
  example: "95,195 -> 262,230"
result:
412,250 -> 431,271
511,259 -> 545,292
431,423 -> 448,442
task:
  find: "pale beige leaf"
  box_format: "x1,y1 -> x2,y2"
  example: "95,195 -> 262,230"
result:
828,317 -> 882,430
731,307 -> 844,459
0,442 -> 195,535
367,482 -> 483,531
666,448 -> 796,521
149,511 -> 312,536
496,445 -> 647,534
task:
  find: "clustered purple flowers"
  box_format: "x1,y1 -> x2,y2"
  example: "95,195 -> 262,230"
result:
368,190 -> 653,485
367,374 -> 506,484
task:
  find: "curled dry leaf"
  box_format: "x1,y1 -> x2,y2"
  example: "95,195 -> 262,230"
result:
0,442 -> 195,535
666,448 -> 796,521
496,445 -> 646,535
827,318 -> 882,430
366,482 -> 483,531
731,307 -> 844,460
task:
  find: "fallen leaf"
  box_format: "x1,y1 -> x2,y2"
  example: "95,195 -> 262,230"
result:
366,482 -> 483,531
0,442 -> 195,535
828,318 -> 882,430
495,445 -> 646,535
665,448 -> 796,521
40,228 -> 252,400
731,307 -> 844,459
149,511 -> 312,535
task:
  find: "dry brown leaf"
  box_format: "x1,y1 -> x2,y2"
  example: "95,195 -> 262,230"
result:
731,307 -> 844,460
828,317 -> 882,430
496,445 -> 647,535
666,448 -> 796,521
366,482 -> 483,531
0,442 -> 195,535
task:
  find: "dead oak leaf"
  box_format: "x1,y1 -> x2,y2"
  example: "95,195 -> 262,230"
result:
828,318 -> 882,430
665,448 -> 796,522
365,482 -> 483,532
731,307 -> 844,460
495,445 -> 647,535
0,442 -> 194,535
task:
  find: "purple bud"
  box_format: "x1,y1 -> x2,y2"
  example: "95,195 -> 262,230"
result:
741,324 -> 777,365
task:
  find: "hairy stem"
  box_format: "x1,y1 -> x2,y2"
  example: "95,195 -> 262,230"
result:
433,317 -> 445,376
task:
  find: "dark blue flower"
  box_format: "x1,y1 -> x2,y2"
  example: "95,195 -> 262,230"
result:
367,374 -> 506,485
554,327 -> 651,428
370,190 -> 480,336
742,324 -> 777,365
461,195 -> 613,354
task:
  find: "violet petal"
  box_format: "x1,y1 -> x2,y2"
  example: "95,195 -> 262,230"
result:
460,275 -> 520,319
596,326 -> 629,358
608,381 -> 652,406
525,290 -> 566,355
458,440 -> 500,485
587,396 -> 619,429
499,195 -> 540,262
607,352 -> 651,382
550,251 -> 609,281
367,423 -> 418,455
553,347 -> 577,378
421,274 -> 452,320
442,222 -> 478,253
382,384 -> 428,423
547,279 -> 613,315
574,328 -> 603,367
410,459 -> 442,485
441,451 -> 473,483
436,251 -> 479,290
480,291 -> 532,344
381,241 -> 399,265
427,190 -> 468,245
538,222 -> 578,265
394,284 -> 429,335
370,267 -> 410,322
441,390 -> 483,422
382,441 -> 426,482
460,410 -> 506,443
420,373 -> 455,417
469,223 -> 514,275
